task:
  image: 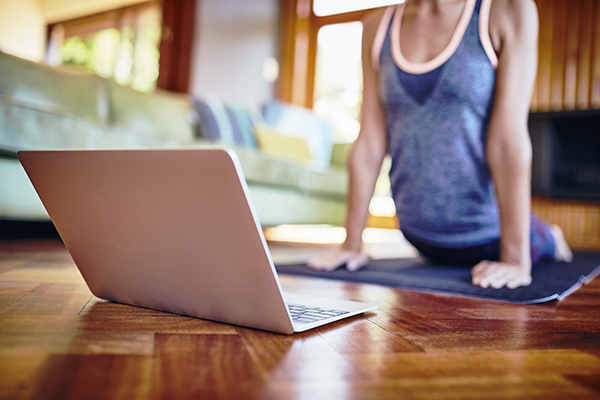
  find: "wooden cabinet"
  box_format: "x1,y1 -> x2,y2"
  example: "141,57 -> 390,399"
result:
533,196 -> 600,250
532,0 -> 600,112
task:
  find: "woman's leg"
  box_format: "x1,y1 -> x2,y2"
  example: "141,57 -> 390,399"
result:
402,232 -> 501,266
530,214 -> 556,265
403,214 -> 571,266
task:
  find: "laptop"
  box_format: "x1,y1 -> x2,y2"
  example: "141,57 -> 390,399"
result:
18,148 -> 377,334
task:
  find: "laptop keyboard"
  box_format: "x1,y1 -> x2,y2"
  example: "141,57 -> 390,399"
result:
287,303 -> 349,324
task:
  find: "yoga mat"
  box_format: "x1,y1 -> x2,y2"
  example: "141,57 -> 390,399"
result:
275,252 -> 600,304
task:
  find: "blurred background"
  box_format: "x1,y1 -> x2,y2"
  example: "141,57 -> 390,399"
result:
0,0 -> 599,249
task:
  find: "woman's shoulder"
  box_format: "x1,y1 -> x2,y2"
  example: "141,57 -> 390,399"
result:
489,0 -> 538,36
489,0 -> 538,52
362,7 -> 390,40
361,6 -> 392,57
362,6 -> 388,26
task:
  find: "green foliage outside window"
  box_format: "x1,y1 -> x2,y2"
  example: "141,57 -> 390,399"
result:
60,10 -> 161,93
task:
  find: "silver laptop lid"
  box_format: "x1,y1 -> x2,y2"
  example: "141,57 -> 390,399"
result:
19,148 -> 295,334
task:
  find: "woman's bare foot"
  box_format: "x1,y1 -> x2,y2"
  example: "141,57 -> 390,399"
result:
549,224 -> 573,262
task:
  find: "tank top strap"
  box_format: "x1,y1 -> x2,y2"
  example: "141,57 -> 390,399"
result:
479,0 -> 498,68
371,6 -> 395,74
372,0 -> 498,74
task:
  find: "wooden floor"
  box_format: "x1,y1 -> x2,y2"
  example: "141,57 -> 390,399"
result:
1,238 -> 600,400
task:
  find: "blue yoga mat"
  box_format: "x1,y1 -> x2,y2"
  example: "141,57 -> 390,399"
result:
275,252 -> 600,304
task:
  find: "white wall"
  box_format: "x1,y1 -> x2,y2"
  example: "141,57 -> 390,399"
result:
0,0 -> 280,104
0,0 -> 46,62
190,0 -> 279,105
39,0 -> 150,23
0,0 -> 149,63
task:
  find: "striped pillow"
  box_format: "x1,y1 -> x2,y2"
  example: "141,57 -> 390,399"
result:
194,97 -> 257,149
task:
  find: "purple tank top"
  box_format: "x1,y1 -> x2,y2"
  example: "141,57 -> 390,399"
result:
378,0 -> 500,248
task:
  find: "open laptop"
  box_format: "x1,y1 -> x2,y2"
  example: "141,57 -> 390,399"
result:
18,148 -> 376,334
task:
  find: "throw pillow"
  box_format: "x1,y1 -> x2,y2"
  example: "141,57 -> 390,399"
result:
262,100 -> 333,167
254,124 -> 314,164
194,97 -> 258,149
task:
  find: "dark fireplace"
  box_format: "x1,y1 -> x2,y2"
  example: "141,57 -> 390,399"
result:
529,110 -> 600,201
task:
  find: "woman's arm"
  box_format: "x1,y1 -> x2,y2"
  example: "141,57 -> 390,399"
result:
472,0 -> 539,289
308,10 -> 388,271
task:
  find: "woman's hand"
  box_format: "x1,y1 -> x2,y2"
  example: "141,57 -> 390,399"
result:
471,260 -> 532,289
307,247 -> 369,272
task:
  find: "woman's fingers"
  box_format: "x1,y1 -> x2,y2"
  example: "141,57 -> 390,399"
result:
307,248 -> 368,272
472,261 -> 532,289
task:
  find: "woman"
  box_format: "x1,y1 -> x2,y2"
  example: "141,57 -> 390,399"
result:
308,0 -> 572,289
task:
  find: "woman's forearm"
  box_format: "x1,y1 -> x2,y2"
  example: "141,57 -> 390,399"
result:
343,136 -> 386,251
485,0 -> 539,268
487,126 -> 532,268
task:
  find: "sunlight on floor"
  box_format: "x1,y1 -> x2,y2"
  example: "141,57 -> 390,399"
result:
264,225 -> 409,244
264,225 -> 418,264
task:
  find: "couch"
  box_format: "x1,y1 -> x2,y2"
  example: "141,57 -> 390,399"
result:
0,51 -> 348,227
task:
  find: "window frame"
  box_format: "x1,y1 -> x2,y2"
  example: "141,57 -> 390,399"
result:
46,2 -> 159,46
45,0 -> 196,94
278,0 -> 378,108
46,1 -> 161,92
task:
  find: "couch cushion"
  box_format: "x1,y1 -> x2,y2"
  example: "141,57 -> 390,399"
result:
0,51 -> 104,122
330,142 -> 352,168
246,185 -> 345,226
0,157 -> 49,220
232,146 -> 347,200
108,80 -> 196,145
0,102 -> 185,152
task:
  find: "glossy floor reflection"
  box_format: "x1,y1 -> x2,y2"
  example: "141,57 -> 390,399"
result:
1,238 -> 599,399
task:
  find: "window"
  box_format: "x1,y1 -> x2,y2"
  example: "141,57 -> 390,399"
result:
278,0 -> 399,222
278,0 -> 403,115
313,22 -> 363,142
313,0 -> 402,17
47,2 -> 162,93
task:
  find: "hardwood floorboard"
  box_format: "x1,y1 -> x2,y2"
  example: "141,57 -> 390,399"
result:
153,334 -> 269,400
237,326 -> 365,382
0,238 -> 599,399
314,317 -> 424,354
78,301 -> 239,335
30,354 -> 153,400
346,349 -> 600,379
564,374 -> 600,396
267,375 -> 596,400
401,331 -> 600,353
366,308 -> 457,334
